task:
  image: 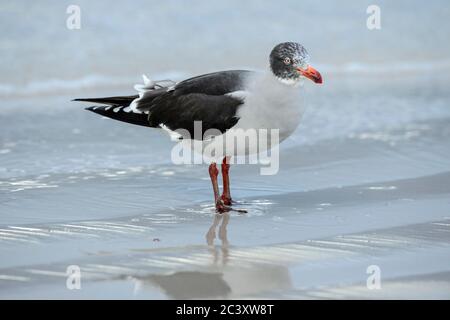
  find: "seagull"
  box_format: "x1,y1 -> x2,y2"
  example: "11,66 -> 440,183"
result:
74,42 -> 322,213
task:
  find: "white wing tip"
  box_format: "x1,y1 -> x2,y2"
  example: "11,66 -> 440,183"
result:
131,74 -> 178,113
142,74 -> 152,85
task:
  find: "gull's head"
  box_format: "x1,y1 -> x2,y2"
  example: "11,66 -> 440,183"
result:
269,42 -> 322,85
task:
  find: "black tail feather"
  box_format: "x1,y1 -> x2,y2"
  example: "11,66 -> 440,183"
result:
73,95 -> 138,106
74,95 -> 150,127
85,105 -> 150,127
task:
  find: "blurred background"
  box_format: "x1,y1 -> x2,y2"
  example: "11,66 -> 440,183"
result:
0,1 -> 449,299
1,0 -> 450,95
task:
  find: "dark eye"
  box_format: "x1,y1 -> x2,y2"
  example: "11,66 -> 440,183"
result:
283,57 -> 291,65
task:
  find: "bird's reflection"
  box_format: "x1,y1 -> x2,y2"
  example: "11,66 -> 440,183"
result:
206,212 -> 230,266
130,212 -> 292,299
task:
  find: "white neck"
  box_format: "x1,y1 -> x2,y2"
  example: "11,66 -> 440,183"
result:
275,76 -> 304,87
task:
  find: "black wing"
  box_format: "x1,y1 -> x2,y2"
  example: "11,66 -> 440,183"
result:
136,70 -> 251,137
75,70 -> 252,137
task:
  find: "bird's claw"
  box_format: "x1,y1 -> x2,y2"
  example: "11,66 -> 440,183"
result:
215,199 -> 247,214
215,199 -> 230,213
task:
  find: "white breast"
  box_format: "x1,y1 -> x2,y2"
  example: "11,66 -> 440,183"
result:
234,72 -> 306,142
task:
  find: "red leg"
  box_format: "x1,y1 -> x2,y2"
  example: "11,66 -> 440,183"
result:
220,157 -> 232,205
209,163 -> 226,213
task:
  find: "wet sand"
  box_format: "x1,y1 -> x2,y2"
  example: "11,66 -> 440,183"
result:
1,73 -> 449,298
2,0 -> 450,297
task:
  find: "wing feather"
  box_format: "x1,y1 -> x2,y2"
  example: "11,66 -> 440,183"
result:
136,70 -> 252,138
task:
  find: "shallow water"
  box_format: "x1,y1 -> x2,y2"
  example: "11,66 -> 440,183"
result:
1,1 -> 450,299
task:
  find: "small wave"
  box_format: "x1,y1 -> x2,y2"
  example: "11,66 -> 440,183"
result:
0,72 -> 186,98
0,75 -> 130,97
1,60 -> 448,98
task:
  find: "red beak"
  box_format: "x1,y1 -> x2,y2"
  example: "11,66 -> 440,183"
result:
296,65 -> 323,84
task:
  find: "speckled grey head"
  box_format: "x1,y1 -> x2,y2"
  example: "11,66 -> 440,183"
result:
269,42 -> 322,84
